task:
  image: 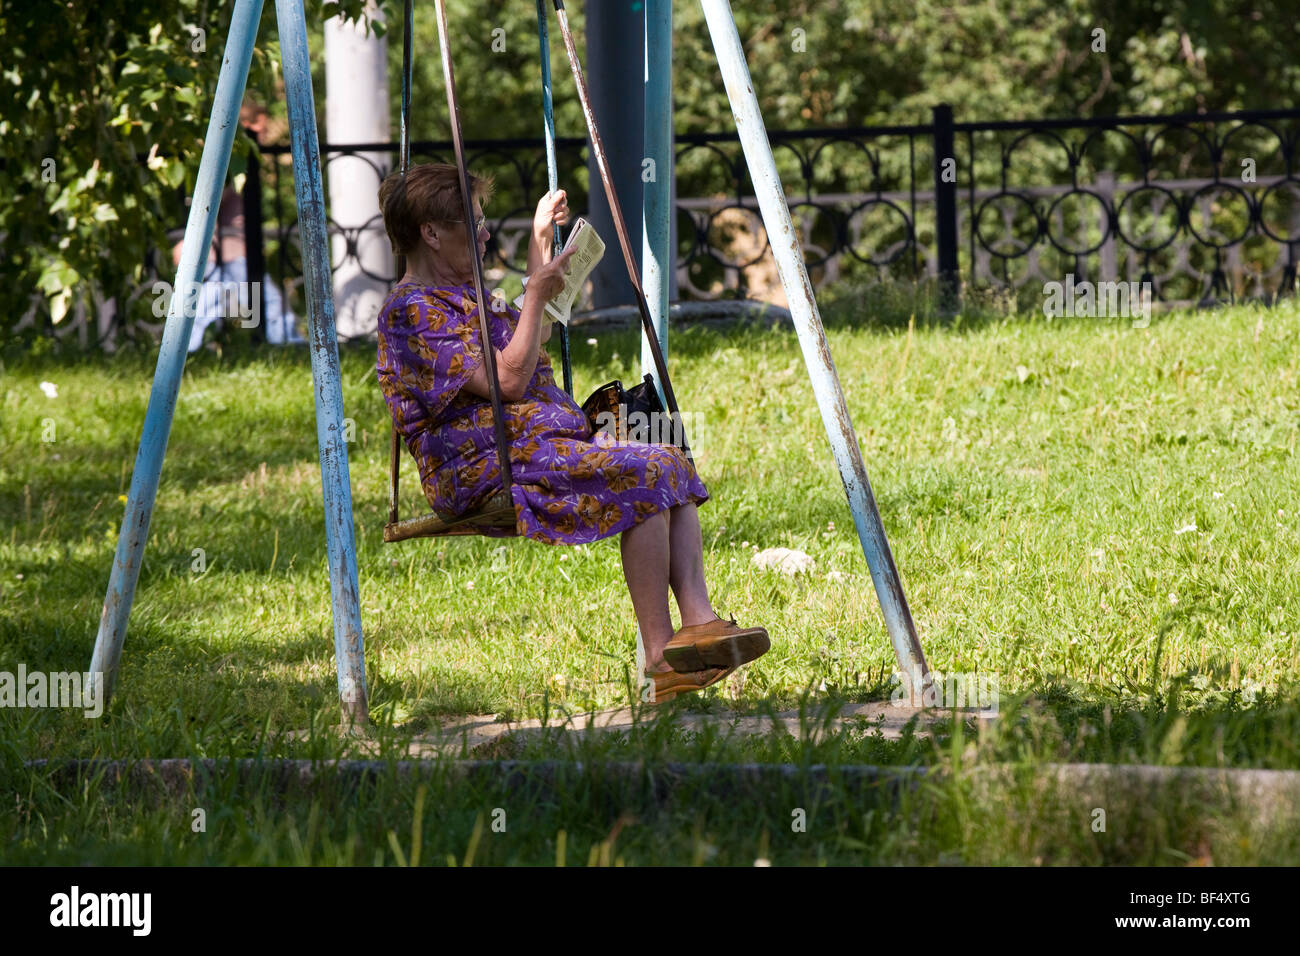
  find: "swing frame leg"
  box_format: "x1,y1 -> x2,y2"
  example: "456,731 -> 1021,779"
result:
277,0 -> 369,725
90,0 -> 268,710
699,0 -> 931,692
90,0 -> 369,725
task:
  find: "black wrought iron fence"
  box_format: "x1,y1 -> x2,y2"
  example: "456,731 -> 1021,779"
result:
952,106 -> 1300,309
228,102 -> 1300,325
35,103 -> 1300,349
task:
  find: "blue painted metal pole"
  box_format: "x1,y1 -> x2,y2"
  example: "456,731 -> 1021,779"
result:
699,0 -> 930,689
276,0 -> 368,724
535,0 -> 573,397
89,0 -> 266,706
632,0 -> 674,702
551,1 -> 689,461
400,0 -> 413,173
581,0 -> 644,310
641,0 -> 671,406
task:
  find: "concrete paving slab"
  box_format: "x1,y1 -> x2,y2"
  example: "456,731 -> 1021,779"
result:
374,699 -> 993,758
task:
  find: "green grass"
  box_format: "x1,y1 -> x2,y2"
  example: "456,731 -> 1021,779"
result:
3,286 -> 1299,864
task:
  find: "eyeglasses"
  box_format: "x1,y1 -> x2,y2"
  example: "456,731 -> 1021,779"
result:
449,215 -> 487,233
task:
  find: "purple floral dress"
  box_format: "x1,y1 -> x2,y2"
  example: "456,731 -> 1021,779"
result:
376,280 -> 709,544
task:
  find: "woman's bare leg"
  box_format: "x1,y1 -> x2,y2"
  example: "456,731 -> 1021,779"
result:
621,503 -> 720,675
667,503 -> 718,627
620,509 -> 674,674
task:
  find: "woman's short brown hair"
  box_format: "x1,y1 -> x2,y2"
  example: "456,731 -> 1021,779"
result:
377,162 -> 496,256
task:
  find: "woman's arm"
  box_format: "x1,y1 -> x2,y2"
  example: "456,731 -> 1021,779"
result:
462,245 -> 576,402
522,189 -> 570,351
526,188 -> 568,275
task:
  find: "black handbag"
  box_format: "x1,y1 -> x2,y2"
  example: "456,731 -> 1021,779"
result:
581,374 -> 675,445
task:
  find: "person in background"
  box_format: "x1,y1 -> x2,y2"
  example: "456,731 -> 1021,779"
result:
172,186 -> 305,352
175,103 -> 305,352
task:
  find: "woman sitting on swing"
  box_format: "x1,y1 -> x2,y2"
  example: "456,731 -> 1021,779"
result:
375,163 -> 769,703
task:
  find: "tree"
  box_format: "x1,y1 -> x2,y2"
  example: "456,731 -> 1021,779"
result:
0,0 -> 377,348
6,1 -> 1299,347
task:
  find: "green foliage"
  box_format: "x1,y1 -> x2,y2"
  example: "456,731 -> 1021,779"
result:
0,0 -> 373,344
673,1 -> 1300,131
393,0 -> 586,142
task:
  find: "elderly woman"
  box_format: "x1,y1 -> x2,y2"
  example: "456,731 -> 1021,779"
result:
375,164 -> 769,703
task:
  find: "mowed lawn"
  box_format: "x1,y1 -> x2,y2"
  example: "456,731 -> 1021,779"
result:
2,291 -> 1299,756
4,289 -> 1300,865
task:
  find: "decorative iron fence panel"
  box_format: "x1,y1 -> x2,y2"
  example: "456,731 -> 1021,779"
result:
27,104 -> 1300,348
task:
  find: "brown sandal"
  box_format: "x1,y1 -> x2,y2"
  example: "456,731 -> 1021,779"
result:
645,665 -> 732,704
663,615 -> 770,673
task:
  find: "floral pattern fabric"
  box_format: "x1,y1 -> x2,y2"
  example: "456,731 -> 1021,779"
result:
376,280 -> 709,543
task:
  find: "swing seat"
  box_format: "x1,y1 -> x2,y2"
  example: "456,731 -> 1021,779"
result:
383,489 -> 518,542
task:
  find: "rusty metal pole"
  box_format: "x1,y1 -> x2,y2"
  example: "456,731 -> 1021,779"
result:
699,0 -> 930,690
431,0 -> 516,498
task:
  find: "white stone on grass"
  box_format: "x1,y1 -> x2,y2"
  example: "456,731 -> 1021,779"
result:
752,547 -> 815,575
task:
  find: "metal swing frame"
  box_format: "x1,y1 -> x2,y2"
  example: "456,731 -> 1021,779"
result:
90,0 -> 930,726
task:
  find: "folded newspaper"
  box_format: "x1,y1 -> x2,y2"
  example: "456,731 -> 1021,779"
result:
513,216 -> 605,325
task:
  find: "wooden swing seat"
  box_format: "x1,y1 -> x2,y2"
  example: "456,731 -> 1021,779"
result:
383,489 -> 518,543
